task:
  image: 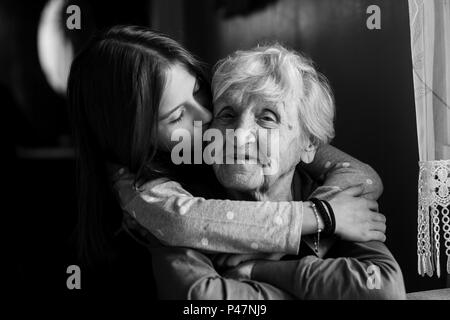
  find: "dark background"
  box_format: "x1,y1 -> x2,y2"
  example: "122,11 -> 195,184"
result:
1,0 -> 447,296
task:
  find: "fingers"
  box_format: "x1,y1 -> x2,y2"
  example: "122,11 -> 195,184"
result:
216,254 -> 262,268
370,221 -> 386,233
365,199 -> 379,212
371,212 -> 386,223
226,255 -> 248,267
341,184 -> 365,197
369,231 -> 386,242
213,254 -> 230,268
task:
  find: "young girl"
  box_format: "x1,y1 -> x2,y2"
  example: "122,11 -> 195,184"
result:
67,25 -> 383,265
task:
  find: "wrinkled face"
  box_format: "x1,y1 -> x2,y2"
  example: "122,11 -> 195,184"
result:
211,93 -> 305,193
157,63 -> 212,151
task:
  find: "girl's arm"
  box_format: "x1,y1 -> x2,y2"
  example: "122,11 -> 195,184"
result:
301,144 -> 383,200
111,145 -> 383,254
301,144 -> 384,257
114,171 -> 318,254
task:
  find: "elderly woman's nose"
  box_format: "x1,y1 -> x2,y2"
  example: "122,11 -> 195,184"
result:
235,113 -> 256,130
234,116 -> 257,146
235,128 -> 256,147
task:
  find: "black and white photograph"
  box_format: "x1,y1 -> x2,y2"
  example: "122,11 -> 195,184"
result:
2,0 -> 450,308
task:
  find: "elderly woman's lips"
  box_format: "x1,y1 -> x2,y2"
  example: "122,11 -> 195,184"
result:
234,153 -> 253,160
222,152 -> 261,164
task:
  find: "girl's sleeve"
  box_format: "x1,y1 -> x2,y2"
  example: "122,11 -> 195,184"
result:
112,172 -> 303,255
300,145 -> 384,257
300,144 -> 383,200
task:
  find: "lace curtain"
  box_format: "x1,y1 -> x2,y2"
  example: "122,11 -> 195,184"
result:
408,0 -> 450,277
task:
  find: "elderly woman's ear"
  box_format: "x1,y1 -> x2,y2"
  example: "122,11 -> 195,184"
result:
300,143 -> 317,164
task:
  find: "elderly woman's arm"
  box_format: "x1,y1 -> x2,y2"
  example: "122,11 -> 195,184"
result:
249,240 -> 406,300
151,247 -> 295,300
301,144 -> 383,200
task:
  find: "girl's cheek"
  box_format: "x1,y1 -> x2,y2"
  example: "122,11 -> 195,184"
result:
159,121 -> 199,152
157,126 -> 174,151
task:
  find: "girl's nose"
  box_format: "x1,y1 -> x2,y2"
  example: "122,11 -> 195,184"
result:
193,103 -> 212,125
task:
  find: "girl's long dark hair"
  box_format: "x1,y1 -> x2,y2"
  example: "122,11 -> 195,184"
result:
67,25 -> 210,265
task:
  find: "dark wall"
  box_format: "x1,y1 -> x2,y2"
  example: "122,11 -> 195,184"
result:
2,0 -> 155,296
178,0 -> 444,292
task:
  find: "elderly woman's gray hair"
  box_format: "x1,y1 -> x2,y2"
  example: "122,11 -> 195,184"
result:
212,44 -> 335,147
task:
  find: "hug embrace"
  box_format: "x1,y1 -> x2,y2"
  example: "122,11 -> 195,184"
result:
67,25 -> 406,299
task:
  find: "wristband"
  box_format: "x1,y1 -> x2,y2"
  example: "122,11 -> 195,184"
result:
310,198 -> 333,236
321,200 -> 336,236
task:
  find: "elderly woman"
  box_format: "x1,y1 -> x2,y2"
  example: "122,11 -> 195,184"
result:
149,44 -> 406,299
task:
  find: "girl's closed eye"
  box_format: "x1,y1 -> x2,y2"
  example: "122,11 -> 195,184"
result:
169,108 -> 185,124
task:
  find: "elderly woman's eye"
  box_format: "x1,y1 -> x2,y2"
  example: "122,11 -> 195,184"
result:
216,107 -> 235,120
260,110 -> 278,122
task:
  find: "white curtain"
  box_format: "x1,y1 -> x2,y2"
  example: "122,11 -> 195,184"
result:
409,0 -> 450,278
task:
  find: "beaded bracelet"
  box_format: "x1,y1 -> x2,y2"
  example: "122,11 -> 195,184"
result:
310,198 -> 331,235
310,198 -> 336,237
310,202 -> 322,255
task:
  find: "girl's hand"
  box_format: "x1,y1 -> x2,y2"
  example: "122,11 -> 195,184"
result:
329,185 -> 387,242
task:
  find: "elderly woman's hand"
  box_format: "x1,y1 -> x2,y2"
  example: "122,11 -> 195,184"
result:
222,261 -> 256,280
214,253 -> 285,270
329,184 -> 387,242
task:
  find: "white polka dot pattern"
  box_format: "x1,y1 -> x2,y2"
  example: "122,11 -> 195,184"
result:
176,197 -> 191,215
274,216 -> 283,226
179,206 -> 188,215
226,211 -> 235,220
